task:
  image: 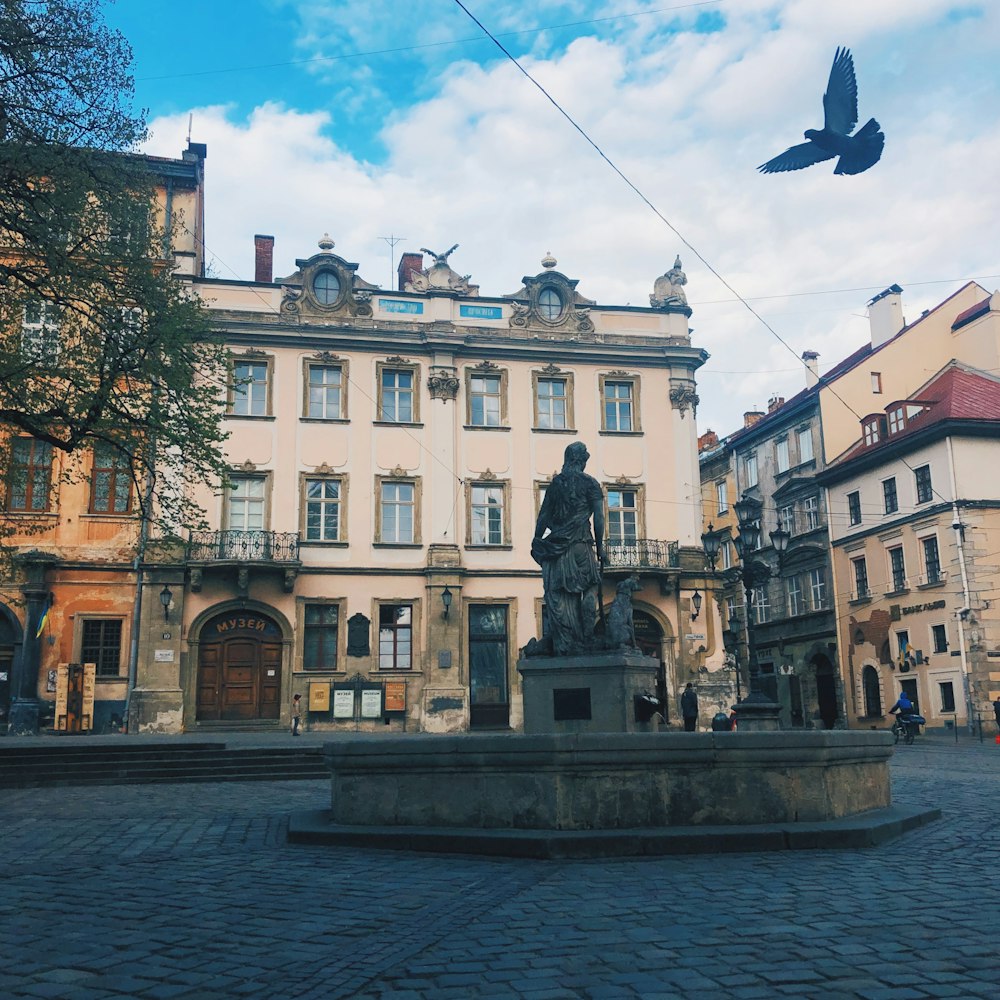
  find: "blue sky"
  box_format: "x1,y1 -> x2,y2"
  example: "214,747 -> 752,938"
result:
103,0 -> 1000,436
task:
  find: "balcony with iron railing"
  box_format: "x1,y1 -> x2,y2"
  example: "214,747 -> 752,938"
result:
602,538 -> 680,575
186,530 -> 301,592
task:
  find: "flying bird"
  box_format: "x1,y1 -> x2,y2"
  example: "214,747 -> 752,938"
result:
758,47 -> 884,176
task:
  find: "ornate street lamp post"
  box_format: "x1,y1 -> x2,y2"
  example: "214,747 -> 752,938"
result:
701,493 -> 789,729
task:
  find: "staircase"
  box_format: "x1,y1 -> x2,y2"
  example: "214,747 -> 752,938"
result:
0,742 -> 330,788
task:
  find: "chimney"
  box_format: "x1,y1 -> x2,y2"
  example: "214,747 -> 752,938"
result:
802,350 -> 820,388
397,252 -> 423,292
867,284 -> 905,348
767,395 -> 785,413
698,429 -> 718,452
254,234 -> 274,283
743,409 -> 765,429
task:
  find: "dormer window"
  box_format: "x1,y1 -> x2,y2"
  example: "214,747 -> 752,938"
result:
888,405 -> 905,435
313,270 -> 342,305
538,287 -> 563,321
863,416 -> 885,447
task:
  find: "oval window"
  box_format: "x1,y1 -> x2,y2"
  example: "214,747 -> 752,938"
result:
313,270 -> 341,305
538,287 -> 563,321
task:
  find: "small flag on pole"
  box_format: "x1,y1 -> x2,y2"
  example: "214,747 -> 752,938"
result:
34,592 -> 53,639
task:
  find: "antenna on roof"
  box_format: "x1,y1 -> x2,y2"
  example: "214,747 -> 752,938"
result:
379,234 -> 406,290
186,113 -> 193,144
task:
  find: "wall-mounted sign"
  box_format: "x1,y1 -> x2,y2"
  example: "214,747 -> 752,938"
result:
153,649 -> 175,662
685,633 -> 705,641
360,688 -> 383,718
902,599 -> 946,616
309,682 -> 331,712
333,688 -> 355,718
459,304 -> 503,320
384,681 -> 406,713
380,299 -> 423,314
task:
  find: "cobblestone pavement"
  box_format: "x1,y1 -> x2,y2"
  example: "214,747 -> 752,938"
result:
1,734 -> 996,999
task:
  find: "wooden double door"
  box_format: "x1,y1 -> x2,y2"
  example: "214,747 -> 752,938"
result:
196,612 -> 282,721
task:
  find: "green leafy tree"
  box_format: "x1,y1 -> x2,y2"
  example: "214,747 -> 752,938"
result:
0,1 -> 229,552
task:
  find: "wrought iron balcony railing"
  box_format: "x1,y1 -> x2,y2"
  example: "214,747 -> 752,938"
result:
603,538 -> 679,572
187,530 -> 300,563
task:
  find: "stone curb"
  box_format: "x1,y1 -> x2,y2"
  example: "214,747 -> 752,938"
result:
287,803 -> 941,859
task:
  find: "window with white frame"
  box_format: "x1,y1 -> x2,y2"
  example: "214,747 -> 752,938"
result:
607,489 -> 638,544
379,367 -> 415,423
378,604 -> 413,669
470,483 -> 506,545
776,438 -> 790,473
871,372 -> 882,394
601,379 -> 635,432
21,299 -> 61,360
535,377 -> 569,429
469,373 -> 503,427
304,477 -> 342,542
230,359 -> 270,416
752,585 -> 770,623
785,576 -> 804,617
803,495 -> 820,530
306,364 -> 344,419
379,480 -> 416,543
725,596 -> 737,628
227,476 -> 266,531
809,568 -> 827,609
797,427 -> 814,463
744,453 -> 758,488
888,406 -> 905,435
716,480 -> 727,514
721,538 -> 733,571
779,503 -> 795,535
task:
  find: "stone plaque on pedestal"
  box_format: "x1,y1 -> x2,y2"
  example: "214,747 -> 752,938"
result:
517,651 -> 661,735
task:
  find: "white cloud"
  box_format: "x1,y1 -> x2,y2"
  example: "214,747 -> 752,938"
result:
144,1 -> 1000,436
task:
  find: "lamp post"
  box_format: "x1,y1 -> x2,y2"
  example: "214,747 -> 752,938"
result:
701,492 -> 789,729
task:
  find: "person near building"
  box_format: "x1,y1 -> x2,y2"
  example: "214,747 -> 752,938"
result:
681,683 -> 699,732
993,696 -> 1000,732
291,693 -> 302,736
887,691 -> 914,717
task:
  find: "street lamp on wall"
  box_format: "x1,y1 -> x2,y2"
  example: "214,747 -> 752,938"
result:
441,585 -> 453,620
691,589 -> 703,621
159,584 -> 173,623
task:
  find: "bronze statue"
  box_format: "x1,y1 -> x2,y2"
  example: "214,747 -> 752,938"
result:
530,442 -> 605,656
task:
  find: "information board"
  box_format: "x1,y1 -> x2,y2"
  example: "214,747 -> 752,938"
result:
360,688 -> 383,719
333,688 -> 355,719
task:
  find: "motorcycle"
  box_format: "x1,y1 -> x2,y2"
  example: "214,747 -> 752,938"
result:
890,712 -> 925,745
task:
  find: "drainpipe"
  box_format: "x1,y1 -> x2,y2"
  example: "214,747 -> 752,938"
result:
946,438 -> 973,730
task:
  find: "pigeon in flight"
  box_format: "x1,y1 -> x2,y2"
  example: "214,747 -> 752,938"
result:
758,47 -> 884,176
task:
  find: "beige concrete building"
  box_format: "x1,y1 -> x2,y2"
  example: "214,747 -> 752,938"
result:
143,236 -> 717,734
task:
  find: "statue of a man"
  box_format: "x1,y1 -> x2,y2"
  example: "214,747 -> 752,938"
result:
531,442 -> 606,656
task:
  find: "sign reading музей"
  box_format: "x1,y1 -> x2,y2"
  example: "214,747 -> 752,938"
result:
207,613 -> 282,637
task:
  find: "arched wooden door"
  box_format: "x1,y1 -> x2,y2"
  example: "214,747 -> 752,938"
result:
196,611 -> 282,721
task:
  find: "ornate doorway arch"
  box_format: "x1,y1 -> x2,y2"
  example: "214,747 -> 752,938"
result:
195,609 -> 283,722
0,602 -> 24,729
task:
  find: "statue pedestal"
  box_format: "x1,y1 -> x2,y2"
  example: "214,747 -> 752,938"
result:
517,651 -> 661,735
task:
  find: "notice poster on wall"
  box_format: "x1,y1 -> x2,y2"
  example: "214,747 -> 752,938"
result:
360,687 -> 383,719
384,681 -> 406,713
333,688 -> 355,719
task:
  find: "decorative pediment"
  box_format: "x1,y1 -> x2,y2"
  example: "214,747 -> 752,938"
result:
235,348 -> 267,359
236,460 -> 257,472
389,465 -> 410,478
472,360 -> 500,371
613,475 -> 634,485
314,462 -> 335,475
539,363 -> 563,374
386,355 -> 411,365
475,468 -> 500,481
405,244 -> 480,297
279,234 -> 378,321
507,252 -> 595,332
310,351 -> 342,362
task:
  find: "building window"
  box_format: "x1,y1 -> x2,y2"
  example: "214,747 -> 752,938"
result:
752,585 -> 770,624
303,605 -> 339,670
534,376 -> 572,430
931,624 -> 948,654
313,269 -> 341,305
81,619 -> 123,677
797,428 -> 814,463
725,596 -> 737,628
601,378 -> 636,432
863,418 -> 881,447
378,480 -> 417,544
469,483 -> 506,546
888,406 -> 905,435
779,504 -> 795,535
716,481 -> 727,514
847,491 -> 862,526
809,568 -> 827,609
803,495 -> 820,531
607,489 -> 638,544
744,453 -> 758,488
921,536 -> 941,584
21,299 -> 61,360
469,605 -> 510,720
89,442 -> 132,514
852,557 -> 869,600
468,372 -> 505,427
862,665 -> 882,718
721,538 -> 733,571
6,437 -> 53,512
888,546 -> 906,592
227,476 -> 266,531
786,576 -> 804,617
939,681 -> 955,713
304,478 -> 342,542
230,359 -> 270,416
882,477 -> 898,515
914,465 -> 933,504
776,438 -> 790,473
306,364 -> 344,420
538,287 -> 563,322
379,367 -> 416,423
871,372 -> 882,394
378,604 -> 412,670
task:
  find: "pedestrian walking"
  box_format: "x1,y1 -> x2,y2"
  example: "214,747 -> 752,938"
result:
993,696 -> 1000,732
291,693 -> 302,736
681,682 -> 699,732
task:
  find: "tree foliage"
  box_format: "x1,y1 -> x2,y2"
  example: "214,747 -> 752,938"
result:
0,1 -> 229,549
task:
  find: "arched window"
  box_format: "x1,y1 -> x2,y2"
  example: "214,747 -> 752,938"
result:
862,665 -> 882,718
